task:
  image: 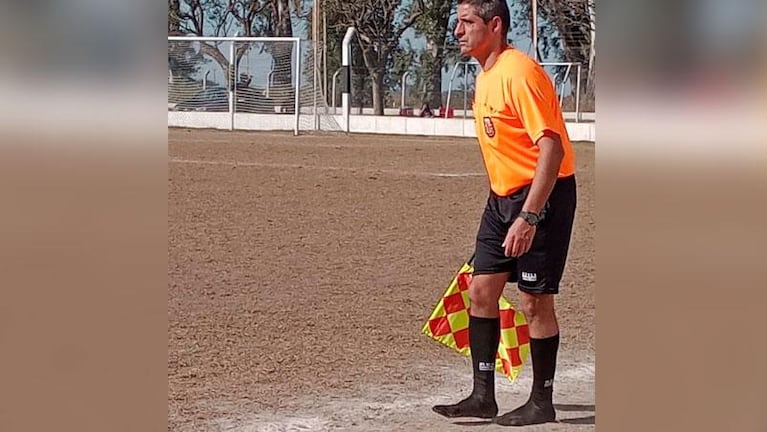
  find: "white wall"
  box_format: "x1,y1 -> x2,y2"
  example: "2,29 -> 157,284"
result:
168,112 -> 596,142
317,107 -> 596,122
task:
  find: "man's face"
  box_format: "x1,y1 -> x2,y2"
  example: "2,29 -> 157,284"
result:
454,4 -> 494,57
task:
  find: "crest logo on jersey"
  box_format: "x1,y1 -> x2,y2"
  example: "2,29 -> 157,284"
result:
483,117 -> 496,137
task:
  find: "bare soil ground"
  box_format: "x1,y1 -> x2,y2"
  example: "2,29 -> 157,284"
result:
168,128 -> 595,431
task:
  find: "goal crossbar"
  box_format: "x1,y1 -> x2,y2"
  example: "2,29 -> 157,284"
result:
168,36 -> 301,43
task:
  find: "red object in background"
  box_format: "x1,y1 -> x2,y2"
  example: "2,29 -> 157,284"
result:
439,106 -> 454,118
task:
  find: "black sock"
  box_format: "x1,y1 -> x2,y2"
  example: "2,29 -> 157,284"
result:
431,315 -> 500,419
493,333 -> 559,426
530,333 -> 559,402
468,315 -> 501,401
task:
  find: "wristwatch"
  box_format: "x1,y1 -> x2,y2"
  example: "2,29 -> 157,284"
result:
518,211 -> 542,226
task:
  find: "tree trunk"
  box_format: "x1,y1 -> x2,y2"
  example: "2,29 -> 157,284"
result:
352,68 -> 367,114
168,0 -> 181,34
199,43 -> 232,89
371,70 -> 385,115
425,46 -> 444,108
583,56 -> 595,111
418,40 -> 445,108
542,0 -> 591,112
271,44 -> 295,109
587,0 -> 595,109
421,0 -> 452,108
359,43 -> 386,115
588,0 -> 595,72
267,0 -> 296,109
274,0 -> 293,37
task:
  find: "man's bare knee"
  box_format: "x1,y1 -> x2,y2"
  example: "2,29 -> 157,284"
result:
468,273 -> 508,317
520,293 -> 555,321
469,288 -> 497,312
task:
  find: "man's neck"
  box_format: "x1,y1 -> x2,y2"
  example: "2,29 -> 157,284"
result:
477,43 -> 509,71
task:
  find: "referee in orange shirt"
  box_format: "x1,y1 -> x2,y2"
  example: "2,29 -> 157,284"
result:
432,0 -> 578,426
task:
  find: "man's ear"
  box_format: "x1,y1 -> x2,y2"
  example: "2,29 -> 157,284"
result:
492,16 -> 503,34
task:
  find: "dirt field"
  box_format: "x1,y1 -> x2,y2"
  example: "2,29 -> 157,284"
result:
168,128 -> 595,431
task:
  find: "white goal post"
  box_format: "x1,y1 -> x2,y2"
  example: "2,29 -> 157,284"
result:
168,35 -> 341,135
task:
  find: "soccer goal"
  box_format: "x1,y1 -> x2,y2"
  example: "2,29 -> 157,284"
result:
168,36 -> 342,135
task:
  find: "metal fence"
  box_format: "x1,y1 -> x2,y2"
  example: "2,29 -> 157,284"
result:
332,54 -> 594,122
168,37 -> 342,134
168,35 -> 595,134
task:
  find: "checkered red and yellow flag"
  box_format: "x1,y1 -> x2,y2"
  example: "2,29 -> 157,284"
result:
422,258 -> 531,383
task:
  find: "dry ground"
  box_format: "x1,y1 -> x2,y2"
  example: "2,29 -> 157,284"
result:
168,128 -> 595,431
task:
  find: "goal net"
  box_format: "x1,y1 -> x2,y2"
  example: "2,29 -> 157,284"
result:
168,36 -> 342,134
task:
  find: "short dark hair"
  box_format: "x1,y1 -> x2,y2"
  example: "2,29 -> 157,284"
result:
457,0 -> 511,34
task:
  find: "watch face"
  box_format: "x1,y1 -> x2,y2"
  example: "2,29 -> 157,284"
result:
521,213 -> 537,224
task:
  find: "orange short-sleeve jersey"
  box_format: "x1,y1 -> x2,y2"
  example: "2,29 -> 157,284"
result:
473,48 -> 576,196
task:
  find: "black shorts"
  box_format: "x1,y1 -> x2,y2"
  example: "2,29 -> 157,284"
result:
473,175 -> 577,294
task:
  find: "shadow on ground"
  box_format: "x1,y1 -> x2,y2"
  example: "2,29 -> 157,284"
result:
555,403 -> 595,412
560,415 -> 596,425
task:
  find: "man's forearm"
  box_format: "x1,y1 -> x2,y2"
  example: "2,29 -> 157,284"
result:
521,134 -> 565,215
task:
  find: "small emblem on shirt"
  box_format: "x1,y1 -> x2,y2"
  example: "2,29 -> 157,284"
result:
483,117 -> 495,137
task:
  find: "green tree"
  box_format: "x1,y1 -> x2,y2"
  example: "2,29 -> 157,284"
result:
174,0 -> 235,87
168,39 -> 208,82
414,0 -> 455,108
229,0 -> 309,107
169,0 -> 182,33
386,39 -> 417,109
511,0 -> 594,109
323,0 -> 425,115
173,0 -> 306,97
168,0 -> 206,83
307,6 -> 371,111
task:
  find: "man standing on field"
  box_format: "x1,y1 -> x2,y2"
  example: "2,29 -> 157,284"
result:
431,0 -> 577,426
